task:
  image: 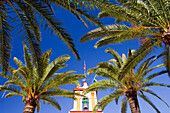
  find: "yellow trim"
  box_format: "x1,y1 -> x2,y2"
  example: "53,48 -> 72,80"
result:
77,91 -> 80,111
91,91 -> 95,109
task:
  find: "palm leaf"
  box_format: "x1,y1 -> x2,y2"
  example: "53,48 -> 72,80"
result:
0,4 -> 12,75
36,101 -> 41,113
83,80 -> 118,94
38,55 -> 70,90
162,47 -> 170,77
80,25 -> 129,43
98,3 -> 140,24
105,48 -> 123,67
97,62 -> 119,75
13,57 -> 24,67
5,92 -> 25,98
11,1 -> 42,75
41,49 -> 52,72
93,91 -> 123,113
133,55 -> 155,86
0,86 -> 22,94
23,43 -> 33,75
23,0 -> 80,60
44,55 -> 70,81
138,93 -> 160,113
121,97 -> 128,113
141,82 -> 170,88
142,70 -> 167,84
119,40 -> 161,80
41,97 -> 61,110
41,89 -> 84,99
56,74 -> 85,86
140,88 -> 169,107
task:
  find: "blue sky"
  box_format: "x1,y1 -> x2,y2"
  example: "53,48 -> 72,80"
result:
0,2 -> 170,113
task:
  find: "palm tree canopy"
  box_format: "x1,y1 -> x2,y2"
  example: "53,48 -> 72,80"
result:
0,0 -> 108,75
83,48 -> 170,113
80,0 -> 170,78
80,0 -> 169,46
0,43 -> 85,112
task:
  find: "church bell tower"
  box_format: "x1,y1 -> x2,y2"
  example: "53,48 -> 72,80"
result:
69,81 -> 103,113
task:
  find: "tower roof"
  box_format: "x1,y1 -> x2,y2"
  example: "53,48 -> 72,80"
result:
73,81 -> 88,91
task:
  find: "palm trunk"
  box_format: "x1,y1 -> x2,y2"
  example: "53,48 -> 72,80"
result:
23,97 -> 38,113
162,26 -> 170,46
126,89 -> 140,113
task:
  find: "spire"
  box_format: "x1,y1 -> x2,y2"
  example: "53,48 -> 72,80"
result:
83,61 -> 86,81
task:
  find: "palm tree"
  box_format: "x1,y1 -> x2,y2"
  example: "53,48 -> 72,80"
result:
80,0 -> 169,46
0,43 -> 85,113
80,0 -> 170,77
0,0 -> 108,75
83,48 -> 169,113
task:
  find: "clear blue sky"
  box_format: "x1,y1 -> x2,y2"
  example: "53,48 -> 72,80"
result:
0,3 -> 170,113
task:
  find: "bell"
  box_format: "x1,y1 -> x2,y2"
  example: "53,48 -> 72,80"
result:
83,103 -> 88,110
82,98 -> 89,110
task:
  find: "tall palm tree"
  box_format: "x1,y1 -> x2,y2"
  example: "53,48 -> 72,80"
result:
0,44 -> 85,113
83,48 -> 169,113
80,0 -> 170,77
0,0 -> 108,75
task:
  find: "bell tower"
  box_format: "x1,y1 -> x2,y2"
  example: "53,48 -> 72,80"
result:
69,81 -> 103,113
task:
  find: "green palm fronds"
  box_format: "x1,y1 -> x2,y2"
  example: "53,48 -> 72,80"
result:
84,48 -> 169,113
80,0 -> 169,77
0,0 -> 111,74
0,44 -> 85,112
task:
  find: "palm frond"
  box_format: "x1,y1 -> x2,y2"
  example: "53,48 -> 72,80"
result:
39,70 -> 77,94
94,27 -> 146,48
134,55 -> 155,86
41,89 -> 83,99
141,82 -> 170,88
36,101 -> 41,113
162,47 -> 170,77
105,48 -> 123,67
38,55 -> 70,90
11,1 -> 42,76
0,86 -> 22,95
141,88 -> 169,107
97,62 -> 119,75
121,97 -> 128,113
87,67 -> 116,79
55,1 -> 104,28
23,43 -> 33,75
142,0 -> 169,26
83,80 -> 118,94
55,74 -> 85,86
5,92 -> 25,98
80,25 -> 129,43
119,40 -> 161,80
138,93 -> 160,113
23,0 -> 80,60
142,70 -> 167,84
98,3 -> 141,24
0,4 -> 12,75
13,57 -> 24,67
122,54 -> 127,64
41,49 -> 52,73
3,80 -> 26,91
109,59 -> 121,68
43,55 -> 70,81
41,97 -> 61,110
93,91 -> 123,113
115,96 -> 120,105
